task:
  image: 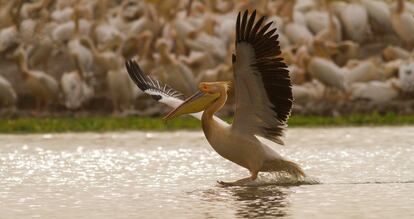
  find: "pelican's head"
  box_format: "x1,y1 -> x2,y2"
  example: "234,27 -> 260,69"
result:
163,81 -> 230,120
199,81 -> 230,94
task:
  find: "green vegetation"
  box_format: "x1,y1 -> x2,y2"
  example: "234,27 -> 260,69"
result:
290,113 -> 414,127
0,113 -> 413,133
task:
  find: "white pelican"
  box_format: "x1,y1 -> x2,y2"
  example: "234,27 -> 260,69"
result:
308,57 -> 347,92
384,59 -> 404,79
382,46 -> 410,61
361,0 -> 393,35
107,67 -> 138,113
51,6 -> 74,23
344,60 -> 382,84
154,39 -> 197,96
60,55 -> 94,110
19,0 -> 53,19
0,1 -> 19,29
398,62 -> 414,93
0,75 -> 17,109
350,80 -> 399,103
126,10 -> 305,186
337,1 -> 371,43
15,47 -> 59,110
51,8 -> 91,45
292,80 -> 325,105
391,0 -> 414,48
0,25 -> 19,54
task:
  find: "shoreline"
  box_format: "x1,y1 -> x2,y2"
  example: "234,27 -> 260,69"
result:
1,113 -> 413,134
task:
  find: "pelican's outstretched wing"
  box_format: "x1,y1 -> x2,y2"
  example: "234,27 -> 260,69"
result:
125,60 -> 205,120
231,10 -> 293,145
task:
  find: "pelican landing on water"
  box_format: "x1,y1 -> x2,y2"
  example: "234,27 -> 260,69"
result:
126,10 -> 305,186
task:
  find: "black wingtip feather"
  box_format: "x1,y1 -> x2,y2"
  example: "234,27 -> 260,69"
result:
245,10 -> 256,41
250,15 -> 265,41
240,10 -> 248,41
236,12 -> 241,43
125,59 -> 184,101
125,60 -> 148,91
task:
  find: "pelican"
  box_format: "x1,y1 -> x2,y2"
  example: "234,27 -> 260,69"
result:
0,75 -> 17,109
126,10 -> 305,186
337,1 -> 371,43
398,62 -> 414,93
350,80 -> 400,103
60,55 -> 94,110
382,46 -> 410,61
344,60 -> 382,84
15,47 -> 59,110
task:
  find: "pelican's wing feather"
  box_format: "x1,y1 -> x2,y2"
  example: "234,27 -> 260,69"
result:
126,60 -> 183,100
125,60 -> 204,120
232,10 -> 293,145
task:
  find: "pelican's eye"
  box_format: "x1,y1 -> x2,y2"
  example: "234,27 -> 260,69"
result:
203,84 -> 208,90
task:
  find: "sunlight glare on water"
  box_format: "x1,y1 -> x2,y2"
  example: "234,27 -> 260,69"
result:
0,127 -> 414,218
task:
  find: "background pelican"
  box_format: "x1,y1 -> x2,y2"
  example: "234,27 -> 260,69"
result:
126,10 -> 304,186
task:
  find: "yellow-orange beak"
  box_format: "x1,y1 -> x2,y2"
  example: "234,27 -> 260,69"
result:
163,91 -> 220,120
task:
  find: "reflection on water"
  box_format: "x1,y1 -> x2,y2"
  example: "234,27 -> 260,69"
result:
231,187 -> 289,218
191,187 -> 289,218
0,127 -> 414,218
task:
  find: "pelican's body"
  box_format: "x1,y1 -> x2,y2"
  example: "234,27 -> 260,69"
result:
338,2 -> 371,43
199,85 -> 265,173
308,57 -> 347,91
399,62 -> 414,93
126,10 -> 305,186
16,48 -> 59,109
107,68 -> 137,112
0,75 -> 17,108
0,26 -> 18,53
350,80 -> 399,103
202,115 -> 287,177
60,55 -> 93,109
391,0 -> 414,48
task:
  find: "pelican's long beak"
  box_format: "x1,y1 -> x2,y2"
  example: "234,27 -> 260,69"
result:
163,91 -> 220,120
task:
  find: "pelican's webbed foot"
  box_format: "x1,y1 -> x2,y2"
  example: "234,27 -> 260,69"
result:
217,177 -> 254,187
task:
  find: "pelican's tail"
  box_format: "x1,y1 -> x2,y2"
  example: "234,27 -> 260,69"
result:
263,159 -> 306,179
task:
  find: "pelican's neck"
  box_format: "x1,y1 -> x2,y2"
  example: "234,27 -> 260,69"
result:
139,33 -> 153,59
73,55 -> 85,80
327,6 -> 336,36
80,36 -> 96,54
285,0 -> 296,23
160,48 -> 173,64
73,7 -> 81,36
397,0 -> 404,14
11,1 -> 23,30
141,38 -> 151,58
17,52 -> 30,78
201,91 -> 227,136
96,0 -> 109,22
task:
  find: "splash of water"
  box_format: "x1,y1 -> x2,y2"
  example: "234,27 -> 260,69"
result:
227,173 -> 321,187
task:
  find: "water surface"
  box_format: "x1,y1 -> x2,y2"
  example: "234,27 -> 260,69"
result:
0,127 -> 413,218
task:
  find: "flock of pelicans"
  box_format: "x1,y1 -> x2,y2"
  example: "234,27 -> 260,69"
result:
0,0 -> 414,115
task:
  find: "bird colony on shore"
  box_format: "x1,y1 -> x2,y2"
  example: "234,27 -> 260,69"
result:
0,0 -> 413,115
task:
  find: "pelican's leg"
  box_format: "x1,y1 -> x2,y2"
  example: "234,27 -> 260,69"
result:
217,171 -> 258,186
